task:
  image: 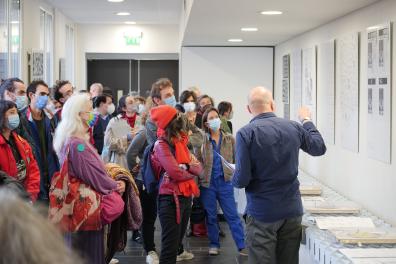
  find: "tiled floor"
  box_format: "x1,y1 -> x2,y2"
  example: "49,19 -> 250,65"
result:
115,221 -> 315,264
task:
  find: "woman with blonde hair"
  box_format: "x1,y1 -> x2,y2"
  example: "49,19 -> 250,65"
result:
53,93 -> 125,264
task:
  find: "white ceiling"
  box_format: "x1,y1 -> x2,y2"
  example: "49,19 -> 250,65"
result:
182,0 -> 381,46
46,0 -> 182,24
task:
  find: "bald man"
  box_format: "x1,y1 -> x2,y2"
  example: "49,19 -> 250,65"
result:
232,87 -> 326,264
89,83 -> 104,98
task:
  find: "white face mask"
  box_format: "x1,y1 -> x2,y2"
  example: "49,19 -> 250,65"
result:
107,103 -> 115,115
183,102 -> 196,113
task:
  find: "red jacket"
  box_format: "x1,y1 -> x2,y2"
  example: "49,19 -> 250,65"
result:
0,132 -> 40,201
151,139 -> 202,196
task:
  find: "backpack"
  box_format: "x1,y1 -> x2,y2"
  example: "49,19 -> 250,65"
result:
0,171 -> 30,201
140,140 -> 174,194
140,142 -> 158,194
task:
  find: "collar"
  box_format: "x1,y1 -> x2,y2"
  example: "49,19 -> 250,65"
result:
0,132 -> 16,145
250,112 -> 276,123
207,130 -> 223,144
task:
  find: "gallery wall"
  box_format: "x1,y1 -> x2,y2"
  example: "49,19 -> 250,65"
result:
274,0 -> 396,225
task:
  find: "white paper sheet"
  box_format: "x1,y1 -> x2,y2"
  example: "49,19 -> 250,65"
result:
302,47 -> 317,123
315,217 -> 375,230
338,32 -> 360,153
111,119 -> 131,138
291,49 -> 302,122
317,40 -> 335,145
367,23 -> 391,163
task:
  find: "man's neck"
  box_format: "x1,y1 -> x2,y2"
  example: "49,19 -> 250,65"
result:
30,106 -> 43,120
125,112 -> 136,118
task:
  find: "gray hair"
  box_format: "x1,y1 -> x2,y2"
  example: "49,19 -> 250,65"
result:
0,190 -> 82,264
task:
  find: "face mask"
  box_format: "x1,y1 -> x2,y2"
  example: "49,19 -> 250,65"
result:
15,95 -> 28,111
208,118 -> 221,132
164,95 -> 177,107
85,112 -> 99,127
107,103 -> 115,115
183,102 -> 196,113
7,114 -> 20,130
137,104 -> 145,114
35,95 -> 48,110
228,111 -> 234,120
126,104 -> 137,113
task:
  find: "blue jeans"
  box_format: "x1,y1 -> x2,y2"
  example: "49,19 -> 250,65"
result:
200,176 -> 245,250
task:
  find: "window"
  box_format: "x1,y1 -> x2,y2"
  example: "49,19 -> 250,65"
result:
0,0 -> 21,80
65,24 -> 74,83
40,8 -> 53,85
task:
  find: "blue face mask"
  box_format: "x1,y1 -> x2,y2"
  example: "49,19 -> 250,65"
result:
35,95 -> 48,110
15,95 -> 28,111
164,95 -> 177,107
7,114 -> 20,130
208,118 -> 221,132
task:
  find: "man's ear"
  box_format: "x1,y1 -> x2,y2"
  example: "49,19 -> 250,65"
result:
247,105 -> 252,114
271,101 -> 276,112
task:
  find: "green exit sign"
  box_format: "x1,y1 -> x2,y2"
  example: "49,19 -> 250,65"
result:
124,32 -> 143,46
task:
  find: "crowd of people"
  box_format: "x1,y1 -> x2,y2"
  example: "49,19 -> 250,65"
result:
0,76 -> 326,264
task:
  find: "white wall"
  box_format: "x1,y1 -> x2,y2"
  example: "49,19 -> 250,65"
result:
75,24 -> 180,90
181,46 -> 274,134
22,0 -> 75,85
275,0 -> 396,225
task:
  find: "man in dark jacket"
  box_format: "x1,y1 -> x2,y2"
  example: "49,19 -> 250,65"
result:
233,87 -> 326,264
23,80 -> 60,203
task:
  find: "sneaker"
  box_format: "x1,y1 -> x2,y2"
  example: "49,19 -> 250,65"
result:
146,251 -> 159,264
110,259 -> 119,264
239,248 -> 248,257
208,247 -> 219,256
176,250 -> 194,261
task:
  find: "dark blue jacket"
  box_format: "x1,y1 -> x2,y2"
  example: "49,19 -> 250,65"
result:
23,107 -> 60,201
232,112 -> 326,222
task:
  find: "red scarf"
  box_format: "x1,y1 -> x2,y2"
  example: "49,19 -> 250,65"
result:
172,133 -> 199,197
122,113 -> 136,128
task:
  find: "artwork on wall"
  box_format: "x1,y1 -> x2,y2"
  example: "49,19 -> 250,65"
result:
29,50 -> 44,81
317,40 -> 335,145
302,47 -> 317,122
367,23 -> 391,163
338,33 -> 359,153
291,49 -> 302,122
282,54 -> 290,119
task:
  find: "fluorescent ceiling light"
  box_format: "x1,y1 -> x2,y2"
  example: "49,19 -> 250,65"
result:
116,12 -> 130,16
260,10 -> 282,15
125,21 -> 136,25
108,0 -> 124,2
241,27 -> 258,32
10,21 -> 19,24
228,39 -> 243,42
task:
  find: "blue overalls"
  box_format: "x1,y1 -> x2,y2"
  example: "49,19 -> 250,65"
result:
200,133 -> 245,250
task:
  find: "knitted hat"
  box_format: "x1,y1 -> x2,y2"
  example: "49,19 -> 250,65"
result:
150,105 -> 177,130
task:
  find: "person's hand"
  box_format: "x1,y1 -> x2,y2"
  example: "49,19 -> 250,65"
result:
131,127 -> 138,137
298,106 -> 312,123
132,164 -> 140,174
116,180 -> 126,194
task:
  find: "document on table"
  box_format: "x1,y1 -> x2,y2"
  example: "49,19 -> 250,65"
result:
314,217 -> 375,230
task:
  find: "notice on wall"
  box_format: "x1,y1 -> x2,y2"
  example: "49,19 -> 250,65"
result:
282,54 -> 290,119
302,47 -> 317,122
291,49 -> 302,122
367,24 -> 391,164
317,40 -> 336,145
338,33 -> 360,153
